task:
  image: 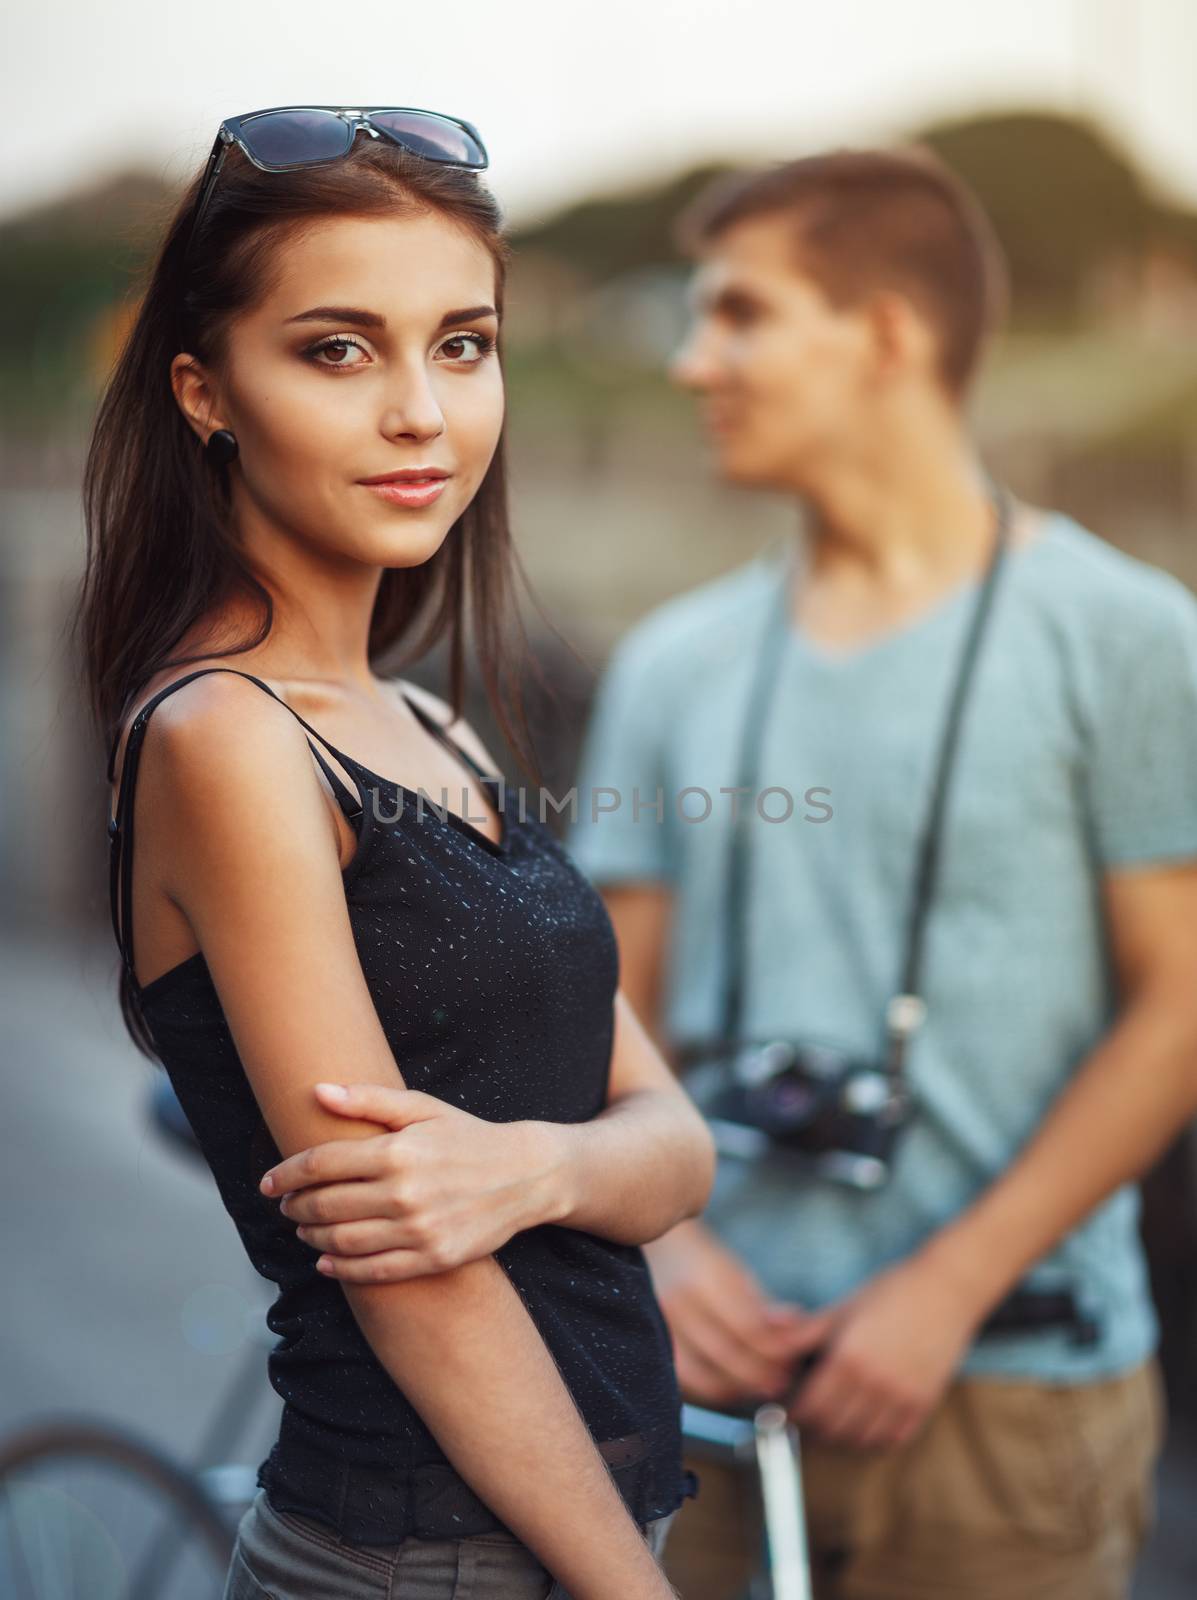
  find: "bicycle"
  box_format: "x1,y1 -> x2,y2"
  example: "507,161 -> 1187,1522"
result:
674,1267 -> 1106,1600
0,1079 -> 275,1599
6,1069 -> 1108,1599
2,1079 -> 807,1599
680,1400 -> 814,1600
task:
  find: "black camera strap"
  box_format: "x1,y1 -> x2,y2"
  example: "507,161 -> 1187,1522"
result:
710,480 -> 1014,1092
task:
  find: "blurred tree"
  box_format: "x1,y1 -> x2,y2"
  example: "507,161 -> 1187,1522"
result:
509,163 -> 737,284
913,111 -> 1166,319
4,110 -> 1197,445
0,174 -> 169,435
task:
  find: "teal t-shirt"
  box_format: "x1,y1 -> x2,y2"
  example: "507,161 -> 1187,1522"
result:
566,511 -> 1197,1382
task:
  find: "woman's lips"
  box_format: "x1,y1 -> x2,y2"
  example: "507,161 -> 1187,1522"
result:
361,478 -> 448,509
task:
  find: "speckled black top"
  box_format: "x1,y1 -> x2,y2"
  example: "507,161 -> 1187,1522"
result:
106,666 -> 698,1543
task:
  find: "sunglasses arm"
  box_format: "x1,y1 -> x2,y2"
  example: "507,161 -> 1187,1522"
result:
185,129 -> 232,259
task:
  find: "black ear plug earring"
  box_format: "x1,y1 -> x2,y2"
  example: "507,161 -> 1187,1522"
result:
205,428 -> 239,467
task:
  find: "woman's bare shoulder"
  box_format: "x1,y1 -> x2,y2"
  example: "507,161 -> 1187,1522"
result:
110,661 -> 276,801
129,669 -> 335,840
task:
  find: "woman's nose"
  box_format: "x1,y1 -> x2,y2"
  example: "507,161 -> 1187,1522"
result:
380,372 -> 445,442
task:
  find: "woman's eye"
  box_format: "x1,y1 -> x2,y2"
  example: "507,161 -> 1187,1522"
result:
301,331 -> 495,369
304,335 -> 370,369
436,332 -> 495,365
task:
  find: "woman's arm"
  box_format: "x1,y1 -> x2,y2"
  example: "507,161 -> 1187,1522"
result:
143,676 -> 676,1600
264,986 -> 716,1276
258,686 -> 714,1264
517,988 -> 716,1243
544,886 -> 716,1240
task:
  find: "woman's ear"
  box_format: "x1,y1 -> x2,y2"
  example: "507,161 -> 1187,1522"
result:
170,352 -> 226,441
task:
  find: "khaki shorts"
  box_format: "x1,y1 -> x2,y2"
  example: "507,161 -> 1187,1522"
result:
662,1356 -> 1166,1600
223,1482 -> 678,1600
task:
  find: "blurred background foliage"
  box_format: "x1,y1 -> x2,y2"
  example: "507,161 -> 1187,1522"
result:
5,109 -> 1197,444
7,106 -> 1197,843
4,104 -> 1197,831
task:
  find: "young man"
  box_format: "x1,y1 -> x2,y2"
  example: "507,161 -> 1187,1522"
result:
567,149 -> 1197,1598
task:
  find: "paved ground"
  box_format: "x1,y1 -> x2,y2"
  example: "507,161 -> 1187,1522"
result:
3,922 -> 1194,1595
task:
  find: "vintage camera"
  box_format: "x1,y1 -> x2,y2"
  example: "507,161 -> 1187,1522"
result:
681,998 -> 924,1190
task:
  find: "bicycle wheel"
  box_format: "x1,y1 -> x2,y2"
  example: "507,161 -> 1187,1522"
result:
0,1418 -> 235,1600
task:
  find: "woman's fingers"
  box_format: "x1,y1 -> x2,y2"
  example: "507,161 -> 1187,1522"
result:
260,1129 -> 395,1196
311,1245 -> 455,1283
312,1082 -> 444,1129
277,1176 -> 402,1225
260,1085 -> 449,1195
293,1215 -> 426,1257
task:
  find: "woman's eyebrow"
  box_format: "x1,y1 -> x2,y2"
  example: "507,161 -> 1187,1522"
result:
284,304 -> 499,329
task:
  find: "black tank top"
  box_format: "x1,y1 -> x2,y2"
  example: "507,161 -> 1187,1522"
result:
106,667 -> 698,1543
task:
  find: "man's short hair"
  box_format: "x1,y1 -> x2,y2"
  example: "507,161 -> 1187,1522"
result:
676,146 -> 1010,400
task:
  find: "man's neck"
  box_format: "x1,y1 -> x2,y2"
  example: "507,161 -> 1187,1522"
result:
802,453 -> 996,589
784,447 -> 1023,649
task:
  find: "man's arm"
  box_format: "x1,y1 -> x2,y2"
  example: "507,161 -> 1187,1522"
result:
786,858 -> 1197,1449
600,883 -> 676,1058
918,858 -> 1197,1306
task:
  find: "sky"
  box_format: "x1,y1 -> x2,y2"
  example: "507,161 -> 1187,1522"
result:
4,0 -> 1196,229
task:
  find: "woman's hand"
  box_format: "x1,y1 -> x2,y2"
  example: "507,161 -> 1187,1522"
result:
259,1082 -> 564,1281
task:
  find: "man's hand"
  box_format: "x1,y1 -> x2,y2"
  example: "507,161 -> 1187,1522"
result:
258,1082 -> 562,1281
644,1217 -> 816,1408
782,1252 -> 993,1450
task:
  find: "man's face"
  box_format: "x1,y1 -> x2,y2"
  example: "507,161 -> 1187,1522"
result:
670,213 -> 878,492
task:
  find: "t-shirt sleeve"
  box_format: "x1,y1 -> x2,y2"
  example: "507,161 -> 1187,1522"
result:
566,626 -> 677,886
1087,572 -> 1197,868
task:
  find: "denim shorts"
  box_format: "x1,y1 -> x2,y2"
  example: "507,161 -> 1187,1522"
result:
223,1484 -> 678,1599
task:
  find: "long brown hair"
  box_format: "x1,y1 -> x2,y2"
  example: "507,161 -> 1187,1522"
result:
72,131 -> 547,1054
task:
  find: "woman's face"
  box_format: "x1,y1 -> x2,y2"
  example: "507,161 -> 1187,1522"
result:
175,210 -> 504,569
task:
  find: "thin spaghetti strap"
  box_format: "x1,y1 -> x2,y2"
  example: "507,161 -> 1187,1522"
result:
107,667 -> 363,983
303,744 -> 364,821
108,667 -> 362,809
399,689 -> 494,782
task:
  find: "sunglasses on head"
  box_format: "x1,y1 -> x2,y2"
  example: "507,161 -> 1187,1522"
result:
185,104 -> 489,259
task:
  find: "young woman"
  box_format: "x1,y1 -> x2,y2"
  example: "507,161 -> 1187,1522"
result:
75,105 -> 713,1600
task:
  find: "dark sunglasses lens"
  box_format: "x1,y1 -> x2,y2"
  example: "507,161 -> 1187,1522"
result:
369,110 -> 487,167
239,110 -> 353,166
